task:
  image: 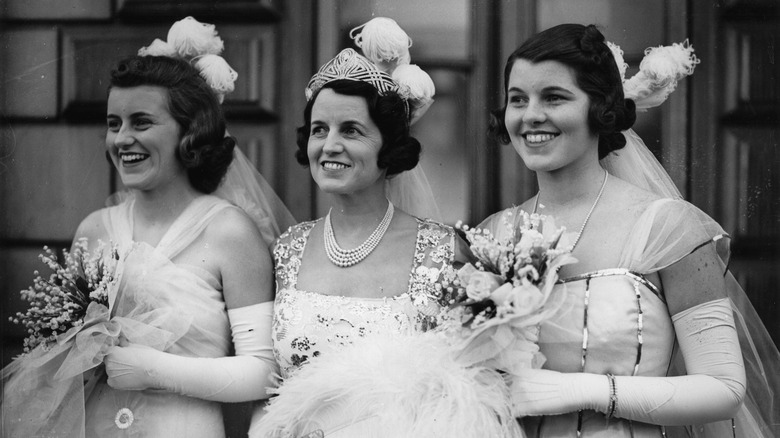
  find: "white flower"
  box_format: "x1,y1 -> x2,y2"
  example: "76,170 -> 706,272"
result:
464,270 -> 503,301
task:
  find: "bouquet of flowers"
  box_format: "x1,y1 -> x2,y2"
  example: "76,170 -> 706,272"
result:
10,237 -> 119,353
438,209 -> 576,374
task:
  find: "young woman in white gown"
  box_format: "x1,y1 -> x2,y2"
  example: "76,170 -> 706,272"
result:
482,23 -> 780,437
1,18 -> 295,438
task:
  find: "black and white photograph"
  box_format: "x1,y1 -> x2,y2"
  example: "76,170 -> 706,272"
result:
1,1 -> 778,437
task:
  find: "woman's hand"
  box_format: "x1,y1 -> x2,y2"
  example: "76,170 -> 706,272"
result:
105,343 -> 163,391
510,368 -> 608,417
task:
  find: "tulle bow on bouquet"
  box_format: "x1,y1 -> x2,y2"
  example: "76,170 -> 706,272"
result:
438,210 -> 576,375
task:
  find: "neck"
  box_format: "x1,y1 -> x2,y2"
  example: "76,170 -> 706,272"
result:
328,190 -> 390,234
536,159 -> 606,209
133,180 -> 201,225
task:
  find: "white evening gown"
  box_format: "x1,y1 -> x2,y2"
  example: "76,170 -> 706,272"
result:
250,218 -> 522,438
481,199 -> 779,438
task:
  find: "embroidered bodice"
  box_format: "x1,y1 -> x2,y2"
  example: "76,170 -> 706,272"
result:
271,218 -> 455,379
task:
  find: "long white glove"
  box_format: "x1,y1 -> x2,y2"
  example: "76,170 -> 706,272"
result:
511,298 -> 746,425
105,301 -> 277,403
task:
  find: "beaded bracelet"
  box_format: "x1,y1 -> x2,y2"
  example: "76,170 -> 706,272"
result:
606,373 -> 618,420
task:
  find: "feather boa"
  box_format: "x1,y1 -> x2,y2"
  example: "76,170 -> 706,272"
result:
251,332 -> 522,438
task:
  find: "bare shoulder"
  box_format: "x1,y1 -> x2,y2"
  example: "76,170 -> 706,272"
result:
73,209 -> 109,249
204,206 -> 267,249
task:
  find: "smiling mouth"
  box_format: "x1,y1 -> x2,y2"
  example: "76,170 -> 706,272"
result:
523,133 -> 558,144
119,152 -> 150,165
322,161 -> 350,170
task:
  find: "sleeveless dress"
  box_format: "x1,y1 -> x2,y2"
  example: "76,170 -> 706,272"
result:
482,198 -> 779,438
270,217 -> 454,379
83,195 -> 235,437
250,218 -> 472,437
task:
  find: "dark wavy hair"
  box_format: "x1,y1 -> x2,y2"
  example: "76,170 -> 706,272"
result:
109,55 -> 235,193
295,79 -> 421,177
488,24 -> 636,159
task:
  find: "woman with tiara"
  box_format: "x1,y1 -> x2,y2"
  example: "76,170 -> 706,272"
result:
482,23 -> 779,437
250,18 -> 521,438
1,17 -> 295,437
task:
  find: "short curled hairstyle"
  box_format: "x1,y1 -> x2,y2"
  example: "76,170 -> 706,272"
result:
488,24 -> 636,159
109,55 -> 235,193
295,79 -> 421,177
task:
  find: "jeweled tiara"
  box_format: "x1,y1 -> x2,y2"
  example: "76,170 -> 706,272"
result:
305,48 -> 398,100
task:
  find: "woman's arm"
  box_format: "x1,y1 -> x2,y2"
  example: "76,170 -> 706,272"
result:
511,243 -> 746,425
104,207 -> 279,402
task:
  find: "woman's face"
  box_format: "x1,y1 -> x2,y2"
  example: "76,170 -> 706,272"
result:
307,88 -> 386,197
504,59 -> 598,173
106,85 -> 185,192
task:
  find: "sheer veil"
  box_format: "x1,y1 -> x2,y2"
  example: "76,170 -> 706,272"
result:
214,147 -> 296,246
606,40 -> 780,437
385,164 -> 442,222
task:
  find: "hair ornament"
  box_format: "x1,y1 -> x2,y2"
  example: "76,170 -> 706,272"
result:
392,64 -> 435,124
137,38 -> 177,58
305,48 -> 399,101
619,39 -> 700,110
606,41 -> 628,82
194,54 -> 238,96
350,17 -> 412,73
307,17 -> 435,124
137,16 -> 237,103
166,16 -> 224,58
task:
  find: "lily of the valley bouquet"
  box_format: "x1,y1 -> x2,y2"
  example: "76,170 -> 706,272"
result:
438,210 -> 576,375
9,238 -> 119,354
2,238 -> 122,436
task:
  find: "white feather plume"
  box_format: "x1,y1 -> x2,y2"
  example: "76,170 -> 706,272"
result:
167,16 -> 225,59
194,54 -> 238,102
607,41 -> 628,82
623,40 -> 699,110
137,38 -> 176,57
351,17 -> 412,73
251,332 -> 521,438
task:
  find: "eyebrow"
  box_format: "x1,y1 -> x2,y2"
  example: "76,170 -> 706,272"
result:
507,85 -> 575,94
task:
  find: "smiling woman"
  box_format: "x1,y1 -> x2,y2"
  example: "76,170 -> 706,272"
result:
1,17 -> 295,438
480,23 -> 780,438
247,18 -> 518,438
106,85 -> 186,193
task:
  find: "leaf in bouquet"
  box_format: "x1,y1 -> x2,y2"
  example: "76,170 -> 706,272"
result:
461,299 -> 497,328
74,276 -> 91,296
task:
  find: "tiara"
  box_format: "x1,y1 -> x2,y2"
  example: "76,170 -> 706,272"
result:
304,17 -> 435,124
305,48 -> 398,100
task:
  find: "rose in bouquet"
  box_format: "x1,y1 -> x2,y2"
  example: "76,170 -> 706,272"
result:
438,209 -> 576,375
10,237 -> 119,353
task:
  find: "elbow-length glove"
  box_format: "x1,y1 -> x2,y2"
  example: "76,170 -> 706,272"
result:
104,301 -> 277,403
511,298 -> 746,425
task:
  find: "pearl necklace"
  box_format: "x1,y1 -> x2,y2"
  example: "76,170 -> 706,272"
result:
534,170 -> 608,251
324,201 -> 394,268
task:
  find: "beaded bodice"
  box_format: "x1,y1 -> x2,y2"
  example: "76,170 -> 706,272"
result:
271,218 -> 455,379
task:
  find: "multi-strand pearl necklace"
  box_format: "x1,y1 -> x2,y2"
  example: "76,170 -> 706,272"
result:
534,170 -> 608,252
324,201 -> 394,268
